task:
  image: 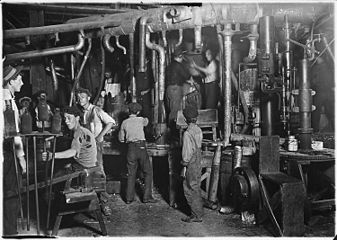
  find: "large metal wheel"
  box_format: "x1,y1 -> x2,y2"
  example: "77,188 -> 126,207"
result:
230,167 -> 260,211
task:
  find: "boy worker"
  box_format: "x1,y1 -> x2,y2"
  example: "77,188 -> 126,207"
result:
181,105 -> 204,222
118,102 -> 157,204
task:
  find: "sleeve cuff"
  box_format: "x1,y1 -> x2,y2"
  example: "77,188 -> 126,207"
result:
180,161 -> 189,166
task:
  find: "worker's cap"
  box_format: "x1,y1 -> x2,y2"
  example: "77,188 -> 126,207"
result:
183,105 -> 198,120
3,64 -> 23,85
173,46 -> 187,57
128,102 -> 142,114
19,96 -> 32,105
63,105 -> 83,117
76,87 -> 92,97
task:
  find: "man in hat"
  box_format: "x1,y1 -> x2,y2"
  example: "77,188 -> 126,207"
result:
2,64 -> 26,235
165,47 -> 191,131
76,87 -> 116,216
180,105 -> 204,223
118,102 -> 157,204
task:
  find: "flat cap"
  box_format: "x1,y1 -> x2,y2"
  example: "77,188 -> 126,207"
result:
183,105 -> 198,120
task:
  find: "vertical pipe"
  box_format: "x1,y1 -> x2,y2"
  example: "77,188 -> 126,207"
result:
216,25 -> 224,95
139,17 -> 149,73
25,137 -> 30,230
46,136 -> 57,230
194,25 -> 202,52
222,24 -> 233,146
298,59 -> 313,150
129,33 -> 136,102
33,136 -> 40,234
175,29 -> 183,48
145,28 -> 166,123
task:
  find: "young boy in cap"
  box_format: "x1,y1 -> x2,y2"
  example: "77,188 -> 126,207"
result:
2,64 -> 26,235
118,102 -> 157,204
181,105 -> 204,222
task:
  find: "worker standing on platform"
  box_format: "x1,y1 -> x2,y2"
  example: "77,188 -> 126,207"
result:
165,47 -> 190,129
180,105 -> 204,223
76,87 -> 116,216
2,64 -> 26,235
118,102 -> 157,204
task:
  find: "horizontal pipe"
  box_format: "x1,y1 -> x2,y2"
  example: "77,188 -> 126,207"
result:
10,3 -> 130,14
4,19 -> 120,39
5,32 -> 85,62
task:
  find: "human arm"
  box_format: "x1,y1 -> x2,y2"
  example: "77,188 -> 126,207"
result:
191,60 -> 216,76
118,121 -> 126,143
181,131 -> 195,166
96,108 -> 117,142
142,117 -> 149,127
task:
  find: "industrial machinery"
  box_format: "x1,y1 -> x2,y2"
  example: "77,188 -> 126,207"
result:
3,2 -> 335,237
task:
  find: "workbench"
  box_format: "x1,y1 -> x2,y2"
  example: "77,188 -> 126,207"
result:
280,148 -> 335,211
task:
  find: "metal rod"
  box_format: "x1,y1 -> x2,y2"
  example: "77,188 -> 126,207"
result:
25,137 -> 30,230
33,136 -> 40,235
5,32 -> 85,63
46,136 -> 57,230
175,29 -> 183,47
139,16 -> 150,72
12,139 -> 25,230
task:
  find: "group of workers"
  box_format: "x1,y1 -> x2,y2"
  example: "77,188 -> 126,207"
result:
3,45 -> 219,235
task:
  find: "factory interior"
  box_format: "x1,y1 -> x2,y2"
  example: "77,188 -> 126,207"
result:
1,1 -> 336,238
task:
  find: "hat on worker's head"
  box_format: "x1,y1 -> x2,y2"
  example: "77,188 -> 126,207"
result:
76,87 -> 92,97
183,105 -> 198,121
3,64 -> 23,85
19,96 -> 32,106
63,105 -> 83,118
173,46 -> 187,57
128,102 -> 142,114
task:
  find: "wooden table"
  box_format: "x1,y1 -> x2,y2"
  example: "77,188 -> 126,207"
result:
280,148 -> 335,210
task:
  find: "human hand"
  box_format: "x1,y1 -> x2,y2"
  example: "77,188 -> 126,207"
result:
95,135 -> 104,143
42,151 -> 52,162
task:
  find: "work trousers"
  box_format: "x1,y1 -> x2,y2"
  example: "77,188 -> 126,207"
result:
3,143 -> 21,236
166,85 -> 183,123
126,141 -> 153,202
183,149 -> 204,219
204,81 -> 219,109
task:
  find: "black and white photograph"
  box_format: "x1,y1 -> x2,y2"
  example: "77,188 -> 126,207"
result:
1,1 -> 335,238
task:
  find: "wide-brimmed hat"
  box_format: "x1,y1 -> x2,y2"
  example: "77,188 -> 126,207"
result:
3,64 -> 23,84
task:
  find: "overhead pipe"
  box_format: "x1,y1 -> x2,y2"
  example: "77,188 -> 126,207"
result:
98,3 -> 331,36
103,34 -> 115,53
69,38 -> 92,106
175,29 -> 183,48
4,20 -> 120,39
5,31 -> 85,63
115,35 -> 127,55
145,27 -> 166,123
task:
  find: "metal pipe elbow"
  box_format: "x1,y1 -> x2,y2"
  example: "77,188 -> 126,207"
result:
103,34 -> 114,53
115,35 -> 126,55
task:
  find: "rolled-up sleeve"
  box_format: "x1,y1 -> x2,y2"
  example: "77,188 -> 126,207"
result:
181,132 -> 194,166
